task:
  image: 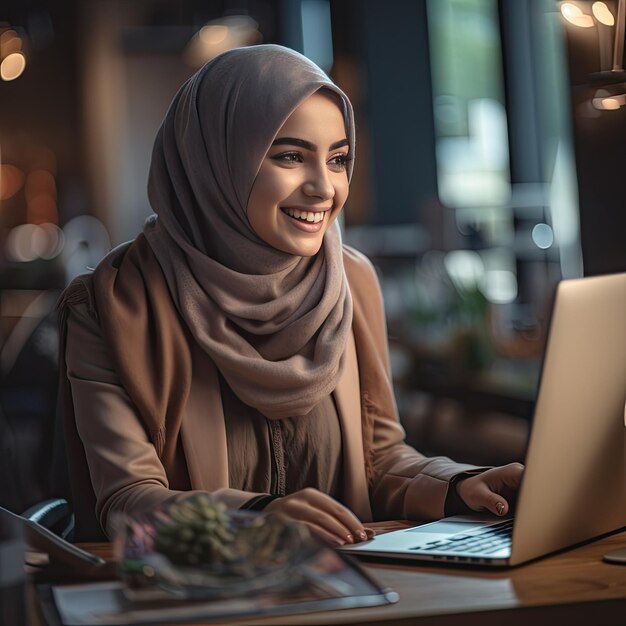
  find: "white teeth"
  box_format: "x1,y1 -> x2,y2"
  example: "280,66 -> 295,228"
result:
284,208 -> 325,223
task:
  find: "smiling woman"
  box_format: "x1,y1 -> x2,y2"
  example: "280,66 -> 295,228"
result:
248,90 -> 350,256
57,44 -> 523,546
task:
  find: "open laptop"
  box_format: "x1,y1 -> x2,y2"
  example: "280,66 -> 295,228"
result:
341,272 -> 626,567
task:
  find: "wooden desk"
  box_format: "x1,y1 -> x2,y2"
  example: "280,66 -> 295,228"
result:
40,526 -> 626,626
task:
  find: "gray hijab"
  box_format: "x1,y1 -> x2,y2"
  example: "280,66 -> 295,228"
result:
144,44 -> 355,418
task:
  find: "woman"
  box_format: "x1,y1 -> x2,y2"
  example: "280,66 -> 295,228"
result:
59,44 -> 523,544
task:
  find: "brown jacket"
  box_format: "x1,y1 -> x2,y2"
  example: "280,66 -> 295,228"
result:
60,241 -> 479,540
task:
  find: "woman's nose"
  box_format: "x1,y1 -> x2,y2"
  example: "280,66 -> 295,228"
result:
302,165 -> 334,200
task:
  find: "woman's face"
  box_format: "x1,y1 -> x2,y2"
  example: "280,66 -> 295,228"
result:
247,90 -> 350,257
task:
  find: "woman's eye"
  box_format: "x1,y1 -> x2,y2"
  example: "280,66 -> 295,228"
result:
270,152 -> 303,164
328,153 -> 352,170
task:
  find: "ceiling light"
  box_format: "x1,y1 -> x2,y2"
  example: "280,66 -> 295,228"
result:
561,3 -> 595,27
592,1 -> 615,25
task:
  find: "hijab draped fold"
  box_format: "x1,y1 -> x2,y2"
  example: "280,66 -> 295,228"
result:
135,45 -> 356,418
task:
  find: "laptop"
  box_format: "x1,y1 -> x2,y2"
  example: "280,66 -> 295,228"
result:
341,272 -> 626,566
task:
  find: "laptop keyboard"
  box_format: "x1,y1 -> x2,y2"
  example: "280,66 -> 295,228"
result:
411,519 -> 513,555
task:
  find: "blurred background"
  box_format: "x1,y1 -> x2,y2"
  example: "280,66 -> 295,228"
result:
1,0 -> 625,511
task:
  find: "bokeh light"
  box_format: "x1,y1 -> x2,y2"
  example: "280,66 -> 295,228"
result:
1,52 -> 26,81
531,223 -> 555,249
5,222 -> 65,262
199,25 -> 229,45
482,270 -> 518,304
0,164 -> 26,200
0,29 -> 22,55
592,1 -> 615,25
560,3 -> 594,27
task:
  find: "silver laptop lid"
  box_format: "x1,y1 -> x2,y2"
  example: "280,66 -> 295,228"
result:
510,272 -> 626,565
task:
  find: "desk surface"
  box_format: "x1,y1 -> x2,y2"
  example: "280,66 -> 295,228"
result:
65,524 -> 626,626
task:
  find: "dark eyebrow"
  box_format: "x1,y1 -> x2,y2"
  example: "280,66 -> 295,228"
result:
271,137 -> 350,151
330,139 -> 350,150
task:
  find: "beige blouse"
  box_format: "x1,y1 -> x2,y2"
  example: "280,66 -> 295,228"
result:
219,372 -> 342,497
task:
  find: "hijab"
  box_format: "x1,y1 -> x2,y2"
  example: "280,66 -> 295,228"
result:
143,44 -> 355,418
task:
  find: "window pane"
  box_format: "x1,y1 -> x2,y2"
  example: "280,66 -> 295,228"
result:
427,0 -> 511,210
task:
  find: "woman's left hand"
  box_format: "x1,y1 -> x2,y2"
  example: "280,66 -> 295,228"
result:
456,463 -> 525,517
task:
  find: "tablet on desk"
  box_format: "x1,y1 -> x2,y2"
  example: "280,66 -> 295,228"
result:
37,543 -> 398,625
0,505 -> 106,572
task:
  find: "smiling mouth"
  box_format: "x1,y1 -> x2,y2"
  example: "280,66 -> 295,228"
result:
281,207 -> 326,224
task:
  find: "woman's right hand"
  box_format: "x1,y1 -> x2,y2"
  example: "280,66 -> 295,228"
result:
264,488 -> 375,546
